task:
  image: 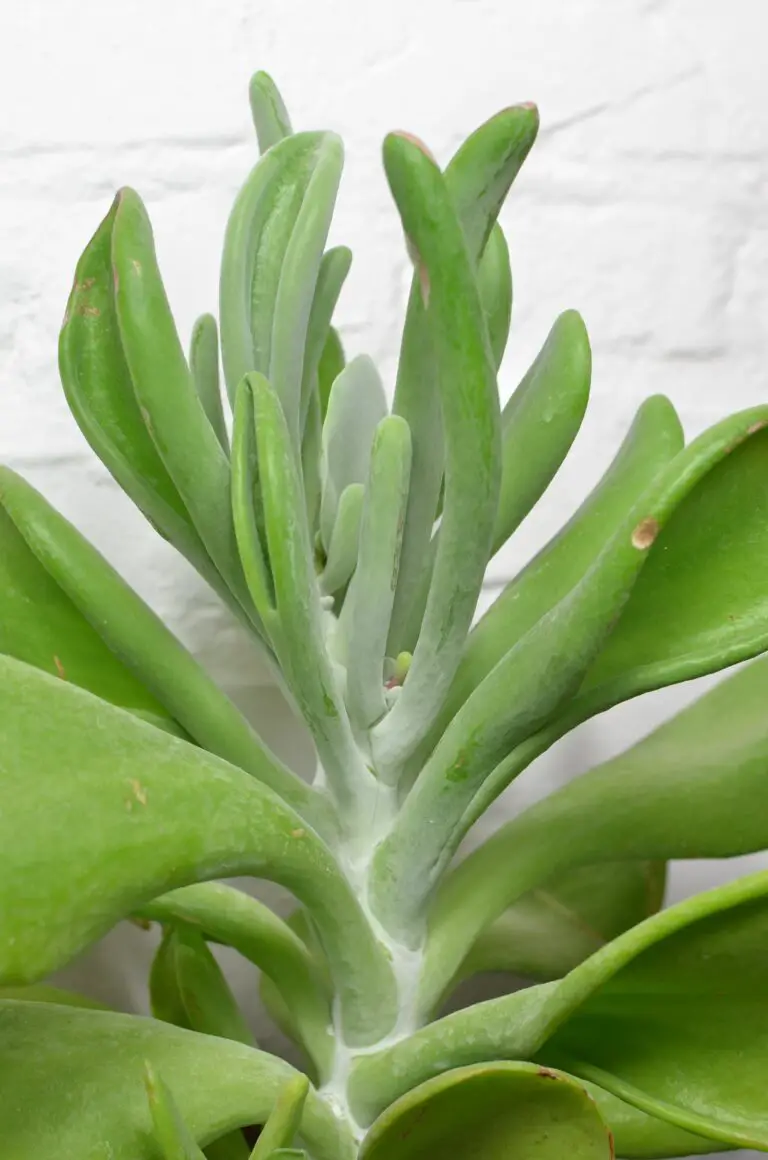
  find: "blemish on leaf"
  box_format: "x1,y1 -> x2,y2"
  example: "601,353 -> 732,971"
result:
537,1067 -> 559,1080
139,405 -> 154,437
76,304 -> 101,318
129,917 -> 153,931
53,655 -> 66,680
76,277 -> 96,292
631,517 -> 659,550
747,420 -> 768,435
608,1129 -> 616,1159
129,779 -> 148,807
291,828 -> 306,839
131,259 -> 142,275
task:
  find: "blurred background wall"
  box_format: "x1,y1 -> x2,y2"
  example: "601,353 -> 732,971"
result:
1,3 -> 766,1154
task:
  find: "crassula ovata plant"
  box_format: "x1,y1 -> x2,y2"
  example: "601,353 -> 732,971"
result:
2,68 -> 768,1159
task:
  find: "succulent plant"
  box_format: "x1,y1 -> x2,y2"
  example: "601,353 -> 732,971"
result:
1,69 -> 768,1159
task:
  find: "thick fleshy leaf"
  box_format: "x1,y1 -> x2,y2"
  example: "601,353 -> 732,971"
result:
359,1061 -> 613,1158
389,104 -> 539,657
493,309 -> 591,555
300,246 -> 352,429
351,871 -> 768,1149
190,313 -> 229,454
583,1083 -> 731,1157
249,1075 -> 309,1158
247,374 -> 371,823
0,656 -> 395,1045
318,482 -> 364,596
0,489 -> 181,734
154,925 -> 255,1046
58,198 -> 215,585
320,354 -> 387,551
0,984 -> 108,1010
145,1062 -> 207,1159
424,650 -> 768,1006
371,132 -> 502,780
477,222 -> 512,370
344,415 -> 412,732
142,883 -> 333,1081
0,467 -> 320,827
371,408 -> 768,939
463,861 -> 666,984
0,1002 -> 353,1160
249,71 -> 293,153
317,327 -> 345,420
219,131 -> 341,426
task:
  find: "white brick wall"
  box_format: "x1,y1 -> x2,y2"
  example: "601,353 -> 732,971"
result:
2,5 -> 766,1150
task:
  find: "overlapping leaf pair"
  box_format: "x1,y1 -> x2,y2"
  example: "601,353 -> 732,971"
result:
1,69 -> 768,1158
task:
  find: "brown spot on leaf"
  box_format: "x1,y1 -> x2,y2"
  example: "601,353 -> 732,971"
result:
747,420 -> 768,435
291,828 -> 306,839
537,1067 -> 560,1080
76,277 -> 96,291
631,517 -> 659,550
130,779 -> 148,806
77,304 -> 101,318
129,917 -> 153,931
53,655 -> 66,680
608,1129 -> 615,1159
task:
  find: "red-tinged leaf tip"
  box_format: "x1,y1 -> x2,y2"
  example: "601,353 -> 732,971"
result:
388,130 -> 438,165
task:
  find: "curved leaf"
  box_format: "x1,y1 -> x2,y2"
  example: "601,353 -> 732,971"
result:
371,132 -> 502,780
0,467 -> 321,828
477,222 -> 513,370
0,1002 -> 353,1160
389,104 -> 539,657
320,354 -> 387,551
319,482 -> 364,597
190,313 -> 229,454
157,924 -> 255,1046
359,1061 -> 613,1158
0,656 -> 396,1045
424,649 -> 768,1007
583,1082 -> 732,1157
249,71 -> 293,154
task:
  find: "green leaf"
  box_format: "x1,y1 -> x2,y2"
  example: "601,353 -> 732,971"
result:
317,327 -> 345,420
424,650 -> 768,1010
373,407 -> 768,941
249,1075 -> 309,1158
219,132 -> 341,429
463,861 -> 666,984
142,882 -> 333,1081
320,354 -> 387,551
0,984 -> 109,1010
247,373 -> 371,823
351,870 -> 768,1150
0,1002 -> 353,1160
477,222 -> 513,370
58,197 -> 218,587
111,189 -> 253,617
371,132 -> 502,780
318,482 -> 364,596
493,309 -> 591,555
145,1061 -> 207,1159
0,487 -> 182,735
582,1082 -> 732,1157
300,246 -> 352,429
0,656 -> 395,1045
159,924 -> 256,1046
150,926 -> 191,1029
0,466 -> 321,828
249,71 -> 293,154
344,415 -> 412,732
359,1061 -> 613,1159
190,313 -> 229,454
389,105 -> 539,658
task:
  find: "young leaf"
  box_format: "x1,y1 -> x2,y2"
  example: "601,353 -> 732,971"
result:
371,132 -> 502,779
319,354 -> 387,551
424,649 -> 768,1009
190,313 -> 229,454
142,882 -> 333,1082
317,327 -> 345,419
249,1075 -> 309,1158
249,71 -> 293,153
461,861 -> 666,985
0,656 -> 396,1046
477,222 -> 513,370
318,482 -> 364,597
0,1002 -> 353,1160
300,246 -> 352,429
344,415 -> 412,733
0,493 -> 182,736
493,309 -> 591,555
389,104 -> 539,657
150,926 -> 191,1029
145,1061 -> 207,1159
359,1061 -> 613,1159
163,924 -> 256,1046
0,467 -> 322,829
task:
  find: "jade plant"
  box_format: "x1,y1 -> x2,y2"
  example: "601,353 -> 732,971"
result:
2,70 -> 768,1159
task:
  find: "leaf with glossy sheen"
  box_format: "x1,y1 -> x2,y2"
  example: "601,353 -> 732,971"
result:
0,466 -> 319,826
0,655 -> 395,1046
372,133 -> 502,780
493,309 -> 591,555
389,104 -> 539,657
0,490 -> 181,734
0,1002 -> 353,1160
360,1062 -> 613,1159
142,883 -> 333,1081
320,354 -> 387,550
424,650 -> 768,1009
250,1075 -> 309,1158
352,870 -> 768,1149
190,313 -> 229,454
463,860 -> 666,984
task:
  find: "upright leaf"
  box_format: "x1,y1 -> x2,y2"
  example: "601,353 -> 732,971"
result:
145,1062 -> 207,1159
190,313 -> 229,454
249,1075 -> 309,1158
249,71 -> 293,153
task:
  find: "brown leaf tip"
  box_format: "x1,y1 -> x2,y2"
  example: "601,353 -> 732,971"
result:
631,517 -> 660,550
391,130 -> 437,164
